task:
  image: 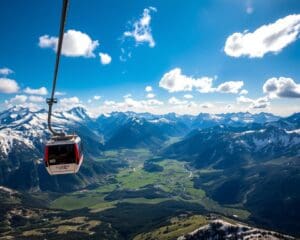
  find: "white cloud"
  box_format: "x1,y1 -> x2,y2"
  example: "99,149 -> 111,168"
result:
159,68 -> 243,94
24,87 -> 48,95
93,95 -> 101,100
0,78 -> 19,93
55,91 -> 66,96
159,68 -> 214,93
0,67 -> 13,76
145,86 -> 153,92
146,93 -> 155,99
124,97 -> 141,108
5,95 -> 27,104
104,100 -> 117,106
224,14 -> 300,58
239,89 -> 249,95
124,7 -> 156,47
100,97 -> 163,114
59,97 -> 82,109
236,96 -> 253,104
29,95 -> 44,103
123,94 -> 132,98
187,101 -> 197,108
183,94 -> 193,99
200,103 -> 214,109
216,81 -> 244,94
251,97 -> 270,109
60,97 -> 80,105
38,35 -> 57,48
237,95 -> 270,109
39,29 -> 99,57
226,104 -> 233,109
99,52 -> 112,65
263,77 -> 300,98
103,97 -> 163,110
168,97 -> 188,105
145,99 -> 163,106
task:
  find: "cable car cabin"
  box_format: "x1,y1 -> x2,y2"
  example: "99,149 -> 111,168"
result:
44,135 -> 83,175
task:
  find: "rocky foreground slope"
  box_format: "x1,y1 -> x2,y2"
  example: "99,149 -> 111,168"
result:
179,219 -> 295,240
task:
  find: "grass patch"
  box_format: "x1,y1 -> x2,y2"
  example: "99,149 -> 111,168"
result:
51,193 -> 106,210
134,214 -> 208,240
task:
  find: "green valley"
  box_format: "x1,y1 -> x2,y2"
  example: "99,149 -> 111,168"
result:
50,149 -> 248,219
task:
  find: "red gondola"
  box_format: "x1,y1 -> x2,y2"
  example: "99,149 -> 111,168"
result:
44,135 -> 83,175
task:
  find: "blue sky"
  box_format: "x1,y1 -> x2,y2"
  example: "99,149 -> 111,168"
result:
0,0 -> 300,116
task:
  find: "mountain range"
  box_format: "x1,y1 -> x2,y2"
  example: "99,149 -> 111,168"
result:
0,106 -> 299,191
0,106 -> 288,164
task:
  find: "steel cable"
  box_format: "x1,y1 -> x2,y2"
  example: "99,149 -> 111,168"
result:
47,0 -> 69,136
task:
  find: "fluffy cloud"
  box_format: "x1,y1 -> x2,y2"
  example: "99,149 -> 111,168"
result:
237,96 -> 254,104
263,77 -> 300,98
159,68 -> 243,94
159,68 -> 214,93
56,97 -> 85,111
93,95 -> 101,100
225,14 -> 300,58
123,94 -> 132,98
5,95 -> 27,104
226,104 -> 233,109
145,86 -> 153,92
39,30 -> 99,57
187,101 -> 197,108
145,99 -> 163,106
216,81 -> 244,94
237,95 -> 270,109
134,98 -> 162,107
39,35 -> 57,48
251,97 -> 270,109
200,103 -> 214,109
55,91 -> 66,96
168,97 -> 188,105
124,7 -> 156,47
60,97 -> 80,105
0,67 -> 13,76
0,78 -> 19,93
103,97 -> 162,111
3,94 -> 63,110
122,97 -> 162,108
104,100 -> 117,106
146,93 -> 155,99
239,89 -> 249,95
99,52 -> 112,65
124,97 -> 140,108
29,96 -> 44,103
183,94 -> 193,99
24,87 -> 48,95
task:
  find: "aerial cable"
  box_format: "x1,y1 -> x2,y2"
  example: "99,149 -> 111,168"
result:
46,0 -> 69,136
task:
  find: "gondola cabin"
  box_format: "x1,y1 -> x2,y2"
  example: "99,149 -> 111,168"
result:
44,135 -> 83,175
